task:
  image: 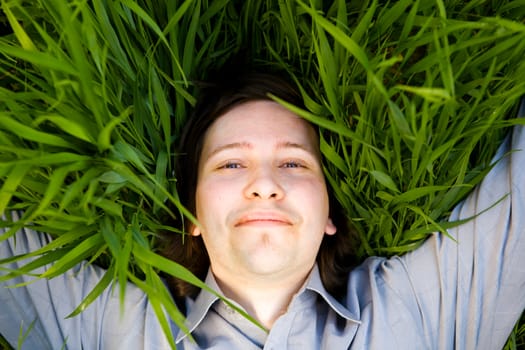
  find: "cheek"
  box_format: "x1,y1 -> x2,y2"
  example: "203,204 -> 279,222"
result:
193,183 -> 209,226
194,185 -> 211,220
194,179 -> 234,221
293,179 -> 332,223
294,178 -> 330,206
193,187 -> 217,238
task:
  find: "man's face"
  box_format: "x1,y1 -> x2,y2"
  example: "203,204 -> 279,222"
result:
192,100 -> 336,284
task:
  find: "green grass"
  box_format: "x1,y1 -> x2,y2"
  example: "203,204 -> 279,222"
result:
0,0 -> 524,348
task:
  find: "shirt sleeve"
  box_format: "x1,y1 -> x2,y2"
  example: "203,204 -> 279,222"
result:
389,103 -> 525,349
0,211 -> 173,350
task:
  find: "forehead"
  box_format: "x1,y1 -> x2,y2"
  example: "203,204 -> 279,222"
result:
201,100 -> 320,155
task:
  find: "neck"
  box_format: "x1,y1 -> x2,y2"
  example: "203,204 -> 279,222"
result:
213,270 -> 311,329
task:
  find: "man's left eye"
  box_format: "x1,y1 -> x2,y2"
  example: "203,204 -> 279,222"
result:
282,161 -> 303,168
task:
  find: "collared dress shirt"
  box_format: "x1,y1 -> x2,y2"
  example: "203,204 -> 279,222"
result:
1,106 -> 525,349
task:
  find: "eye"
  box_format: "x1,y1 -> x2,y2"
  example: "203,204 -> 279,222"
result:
219,161 -> 243,169
281,160 -> 304,168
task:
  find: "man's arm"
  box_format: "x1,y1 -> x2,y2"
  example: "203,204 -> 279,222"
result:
398,101 -> 525,349
346,100 -> 525,349
0,211 -> 171,349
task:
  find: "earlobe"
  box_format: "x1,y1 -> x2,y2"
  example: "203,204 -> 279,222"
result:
191,224 -> 202,236
325,218 -> 337,235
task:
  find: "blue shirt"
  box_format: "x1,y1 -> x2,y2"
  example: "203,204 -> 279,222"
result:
1,113 -> 525,349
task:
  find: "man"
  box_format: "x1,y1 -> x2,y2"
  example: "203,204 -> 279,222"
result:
1,67 -> 524,349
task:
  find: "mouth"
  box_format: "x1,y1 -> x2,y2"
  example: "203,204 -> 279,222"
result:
234,211 -> 293,227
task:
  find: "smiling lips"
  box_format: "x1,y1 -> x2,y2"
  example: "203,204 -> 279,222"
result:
234,211 -> 293,227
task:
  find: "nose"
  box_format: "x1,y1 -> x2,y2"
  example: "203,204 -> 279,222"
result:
243,166 -> 284,200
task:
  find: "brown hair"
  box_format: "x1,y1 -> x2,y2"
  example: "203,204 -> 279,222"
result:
162,63 -> 359,302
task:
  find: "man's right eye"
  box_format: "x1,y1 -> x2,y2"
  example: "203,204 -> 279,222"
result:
220,161 -> 242,169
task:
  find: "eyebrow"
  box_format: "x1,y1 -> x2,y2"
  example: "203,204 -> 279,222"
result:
276,141 -> 314,153
206,142 -> 252,160
205,141 -> 317,161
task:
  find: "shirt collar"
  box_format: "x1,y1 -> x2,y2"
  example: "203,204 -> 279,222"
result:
175,270 -> 221,343
304,264 -> 360,323
175,264 -> 360,343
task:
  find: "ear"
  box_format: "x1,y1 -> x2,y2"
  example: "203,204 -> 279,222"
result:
324,217 -> 337,235
191,224 -> 202,236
